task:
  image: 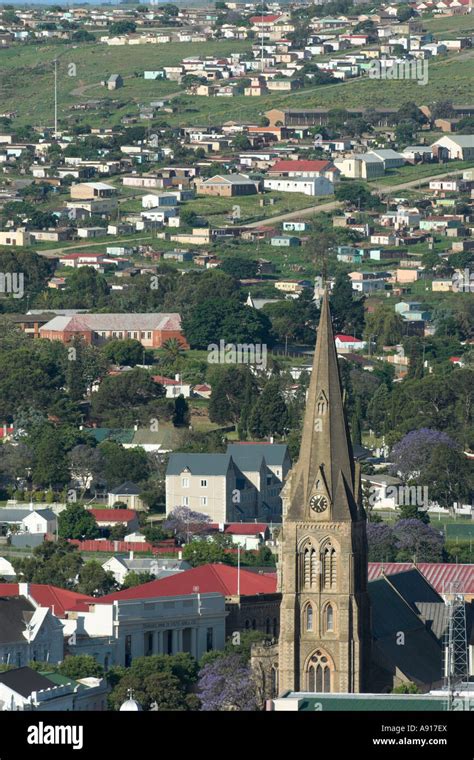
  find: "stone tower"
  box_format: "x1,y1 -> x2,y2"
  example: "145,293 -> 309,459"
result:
277,290 -> 370,694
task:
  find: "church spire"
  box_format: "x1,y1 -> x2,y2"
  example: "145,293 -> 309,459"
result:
286,289 -> 358,522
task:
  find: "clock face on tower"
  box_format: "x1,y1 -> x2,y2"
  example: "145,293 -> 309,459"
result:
310,494 -> 328,513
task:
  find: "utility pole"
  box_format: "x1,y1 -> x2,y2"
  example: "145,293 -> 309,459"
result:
53,59 -> 58,136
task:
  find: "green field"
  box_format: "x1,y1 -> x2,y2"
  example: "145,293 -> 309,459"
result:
2,34 -> 474,130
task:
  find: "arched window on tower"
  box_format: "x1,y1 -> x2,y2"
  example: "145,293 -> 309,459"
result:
306,650 -> 332,693
326,604 -> 334,632
322,542 -> 337,590
305,604 -> 313,632
301,541 -> 318,590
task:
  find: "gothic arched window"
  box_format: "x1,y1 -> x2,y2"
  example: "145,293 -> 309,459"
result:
306,650 -> 332,693
301,540 -> 318,590
326,604 -> 334,632
322,542 -> 337,590
305,604 -> 313,632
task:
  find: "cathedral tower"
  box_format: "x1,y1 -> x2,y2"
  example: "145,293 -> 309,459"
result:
277,290 -> 370,694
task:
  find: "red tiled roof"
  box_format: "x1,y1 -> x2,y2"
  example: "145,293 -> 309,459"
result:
335,333 -> 364,343
249,14 -> 282,23
0,583 -> 95,617
96,563 -> 278,603
224,523 -> 269,536
368,563 -> 474,594
152,375 -> 179,385
89,509 -> 137,523
270,159 -> 333,173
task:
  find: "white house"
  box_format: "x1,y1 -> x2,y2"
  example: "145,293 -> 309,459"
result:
263,176 -> 334,197
334,334 -> 367,353
0,594 -> 64,668
22,509 -> 57,536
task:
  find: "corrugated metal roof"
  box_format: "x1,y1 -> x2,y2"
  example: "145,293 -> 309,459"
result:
368,563 -> 474,594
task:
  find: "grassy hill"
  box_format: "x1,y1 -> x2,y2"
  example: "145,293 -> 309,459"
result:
2,34 -> 474,130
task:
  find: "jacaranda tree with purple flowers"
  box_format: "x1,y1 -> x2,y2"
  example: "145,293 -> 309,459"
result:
197,653 -> 258,711
390,428 -> 458,480
366,522 -> 396,562
163,506 -> 211,544
393,519 -> 444,562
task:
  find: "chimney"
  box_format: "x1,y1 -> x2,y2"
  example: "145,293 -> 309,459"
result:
178,550 -> 182,560
19,582 -> 30,598
129,550 -> 134,561
175,373 -> 180,382
269,435 -> 274,444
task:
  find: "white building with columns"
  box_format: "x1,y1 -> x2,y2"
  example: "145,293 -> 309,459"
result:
63,592 -> 226,667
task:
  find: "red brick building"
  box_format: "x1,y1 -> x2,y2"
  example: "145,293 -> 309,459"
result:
39,313 -> 189,349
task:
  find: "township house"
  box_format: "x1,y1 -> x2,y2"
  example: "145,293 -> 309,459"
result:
39,313 -> 189,349
195,174 -> 260,197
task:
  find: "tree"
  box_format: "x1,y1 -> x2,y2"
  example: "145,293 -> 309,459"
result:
366,523 -> 396,562
173,395 -> 190,427
335,182 -> 378,210
393,519 -> 444,562
163,507 -> 211,544
248,378 -> 289,438
109,20 -> 136,34
31,429 -> 70,488
232,133 -> 251,151
220,257 -> 258,279
183,539 -> 228,567
12,540 -> 83,589
59,656 -> 104,680
182,297 -> 272,350
209,366 -> 258,425
58,503 -> 100,540
68,445 -> 104,498
102,339 -> 145,367
122,571 -> 155,589
423,445 -> 473,511
197,653 -> 258,711
364,304 -> 403,349
366,383 -> 390,437
100,441 -> 151,489
330,272 -> 365,336
77,560 -> 115,596
390,429 -> 458,480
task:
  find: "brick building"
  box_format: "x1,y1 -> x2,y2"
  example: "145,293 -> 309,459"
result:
39,313 -> 189,348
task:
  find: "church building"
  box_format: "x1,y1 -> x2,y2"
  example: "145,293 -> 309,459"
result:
277,290 -> 371,694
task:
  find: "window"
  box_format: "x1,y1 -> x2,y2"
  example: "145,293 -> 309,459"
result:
145,631 -> 153,656
271,666 -> 279,697
206,627 -> 213,652
182,477 -> 189,488
306,650 -> 332,693
305,604 -> 313,632
273,617 -> 278,637
301,540 -> 319,590
252,619 -> 257,630
322,542 -> 337,590
182,496 -> 189,506
165,630 -> 173,655
245,619 -> 250,630
125,635 -> 132,667
326,604 -> 334,632
200,497 -> 208,507
265,617 -> 271,634
200,479 -> 207,488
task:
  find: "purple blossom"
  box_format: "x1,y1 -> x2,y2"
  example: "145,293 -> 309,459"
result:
163,506 -> 211,544
390,428 -> 458,479
393,519 -> 444,562
197,654 -> 258,711
366,522 -> 396,562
